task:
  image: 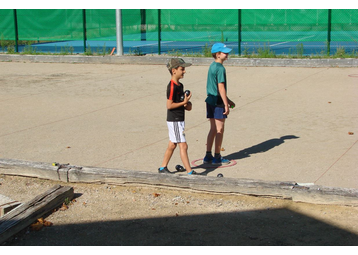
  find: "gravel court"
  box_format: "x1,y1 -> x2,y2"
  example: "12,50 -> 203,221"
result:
0,61 -> 357,190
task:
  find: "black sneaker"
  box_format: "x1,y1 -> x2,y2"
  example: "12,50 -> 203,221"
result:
158,167 -> 173,174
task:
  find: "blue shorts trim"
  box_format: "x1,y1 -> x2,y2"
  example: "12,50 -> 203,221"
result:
206,103 -> 227,119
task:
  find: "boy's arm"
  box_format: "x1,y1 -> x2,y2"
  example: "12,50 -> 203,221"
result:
218,82 -> 229,115
166,93 -> 192,110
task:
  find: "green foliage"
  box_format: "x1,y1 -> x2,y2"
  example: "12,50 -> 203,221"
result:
256,44 -> 276,58
22,41 -> 38,54
94,43 -> 107,56
1,34 -> 5,52
128,47 -> 145,56
202,44 -> 212,57
60,45 -> 74,55
6,45 -> 15,54
84,44 -> 92,55
296,43 -> 304,58
0,39 -> 357,59
64,197 -> 70,206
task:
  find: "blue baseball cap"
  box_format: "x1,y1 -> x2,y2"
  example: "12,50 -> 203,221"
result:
211,43 -> 232,54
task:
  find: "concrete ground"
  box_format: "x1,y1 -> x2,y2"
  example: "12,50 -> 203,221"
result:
0,58 -> 357,189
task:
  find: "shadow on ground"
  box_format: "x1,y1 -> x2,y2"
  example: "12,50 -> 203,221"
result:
6,206 -> 358,246
196,135 -> 299,176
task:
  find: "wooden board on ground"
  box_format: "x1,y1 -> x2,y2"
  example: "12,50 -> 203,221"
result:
0,158 -> 357,207
0,185 -> 74,244
0,194 -> 22,217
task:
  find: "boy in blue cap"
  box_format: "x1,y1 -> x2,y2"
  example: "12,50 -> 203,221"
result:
203,43 -> 236,165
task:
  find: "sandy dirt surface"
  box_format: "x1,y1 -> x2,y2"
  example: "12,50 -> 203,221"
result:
0,62 -> 357,189
0,60 -> 358,246
1,175 -> 358,246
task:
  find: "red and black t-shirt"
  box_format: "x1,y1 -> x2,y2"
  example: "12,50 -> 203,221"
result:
166,79 -> 185,122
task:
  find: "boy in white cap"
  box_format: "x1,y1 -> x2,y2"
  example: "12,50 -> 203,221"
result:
203,43 -> 236,165
158,58 -> 198,175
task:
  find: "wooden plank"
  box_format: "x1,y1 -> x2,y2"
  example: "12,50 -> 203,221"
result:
0,185 -> 74,244
1,158 -> 358,206
0,194 -> 22,217
68,166 -> 358,206
0,158 -> 60,181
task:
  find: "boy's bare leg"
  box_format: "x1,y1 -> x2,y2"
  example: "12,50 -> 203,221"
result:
178,142 -> 192,173
206,118 -> 217,152
214,118 -> 225,154
160,141 -> 176,168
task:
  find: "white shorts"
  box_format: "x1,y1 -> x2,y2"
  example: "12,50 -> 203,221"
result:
167,121 -> 186,143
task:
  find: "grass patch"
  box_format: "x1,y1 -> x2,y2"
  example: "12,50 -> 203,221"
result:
1,39 -> 357,59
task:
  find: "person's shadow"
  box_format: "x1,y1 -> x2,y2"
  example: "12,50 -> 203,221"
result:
193,135 -> 299,176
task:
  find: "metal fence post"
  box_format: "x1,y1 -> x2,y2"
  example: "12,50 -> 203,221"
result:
327,9 -> 332,56
116,9 -> 123,56
82,9 -> 87,53
158,9 -> 161,55
238,9 -> 242,56
140,9 -> 146,41
13,9 -> 18,53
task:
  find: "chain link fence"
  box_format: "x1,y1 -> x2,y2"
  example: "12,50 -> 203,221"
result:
1,9 -> 357,56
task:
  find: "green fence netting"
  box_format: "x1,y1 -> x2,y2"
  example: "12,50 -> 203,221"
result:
0,9 -> 15,40
1,9 -> 357,53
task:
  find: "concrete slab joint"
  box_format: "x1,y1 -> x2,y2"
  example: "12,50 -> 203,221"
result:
0,54 -> 358,67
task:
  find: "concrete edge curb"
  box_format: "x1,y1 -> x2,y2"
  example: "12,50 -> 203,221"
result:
1,54 -> 358,67
1,158 -> 357,207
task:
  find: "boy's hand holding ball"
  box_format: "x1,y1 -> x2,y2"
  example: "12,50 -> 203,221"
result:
183,90 -> 192,111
